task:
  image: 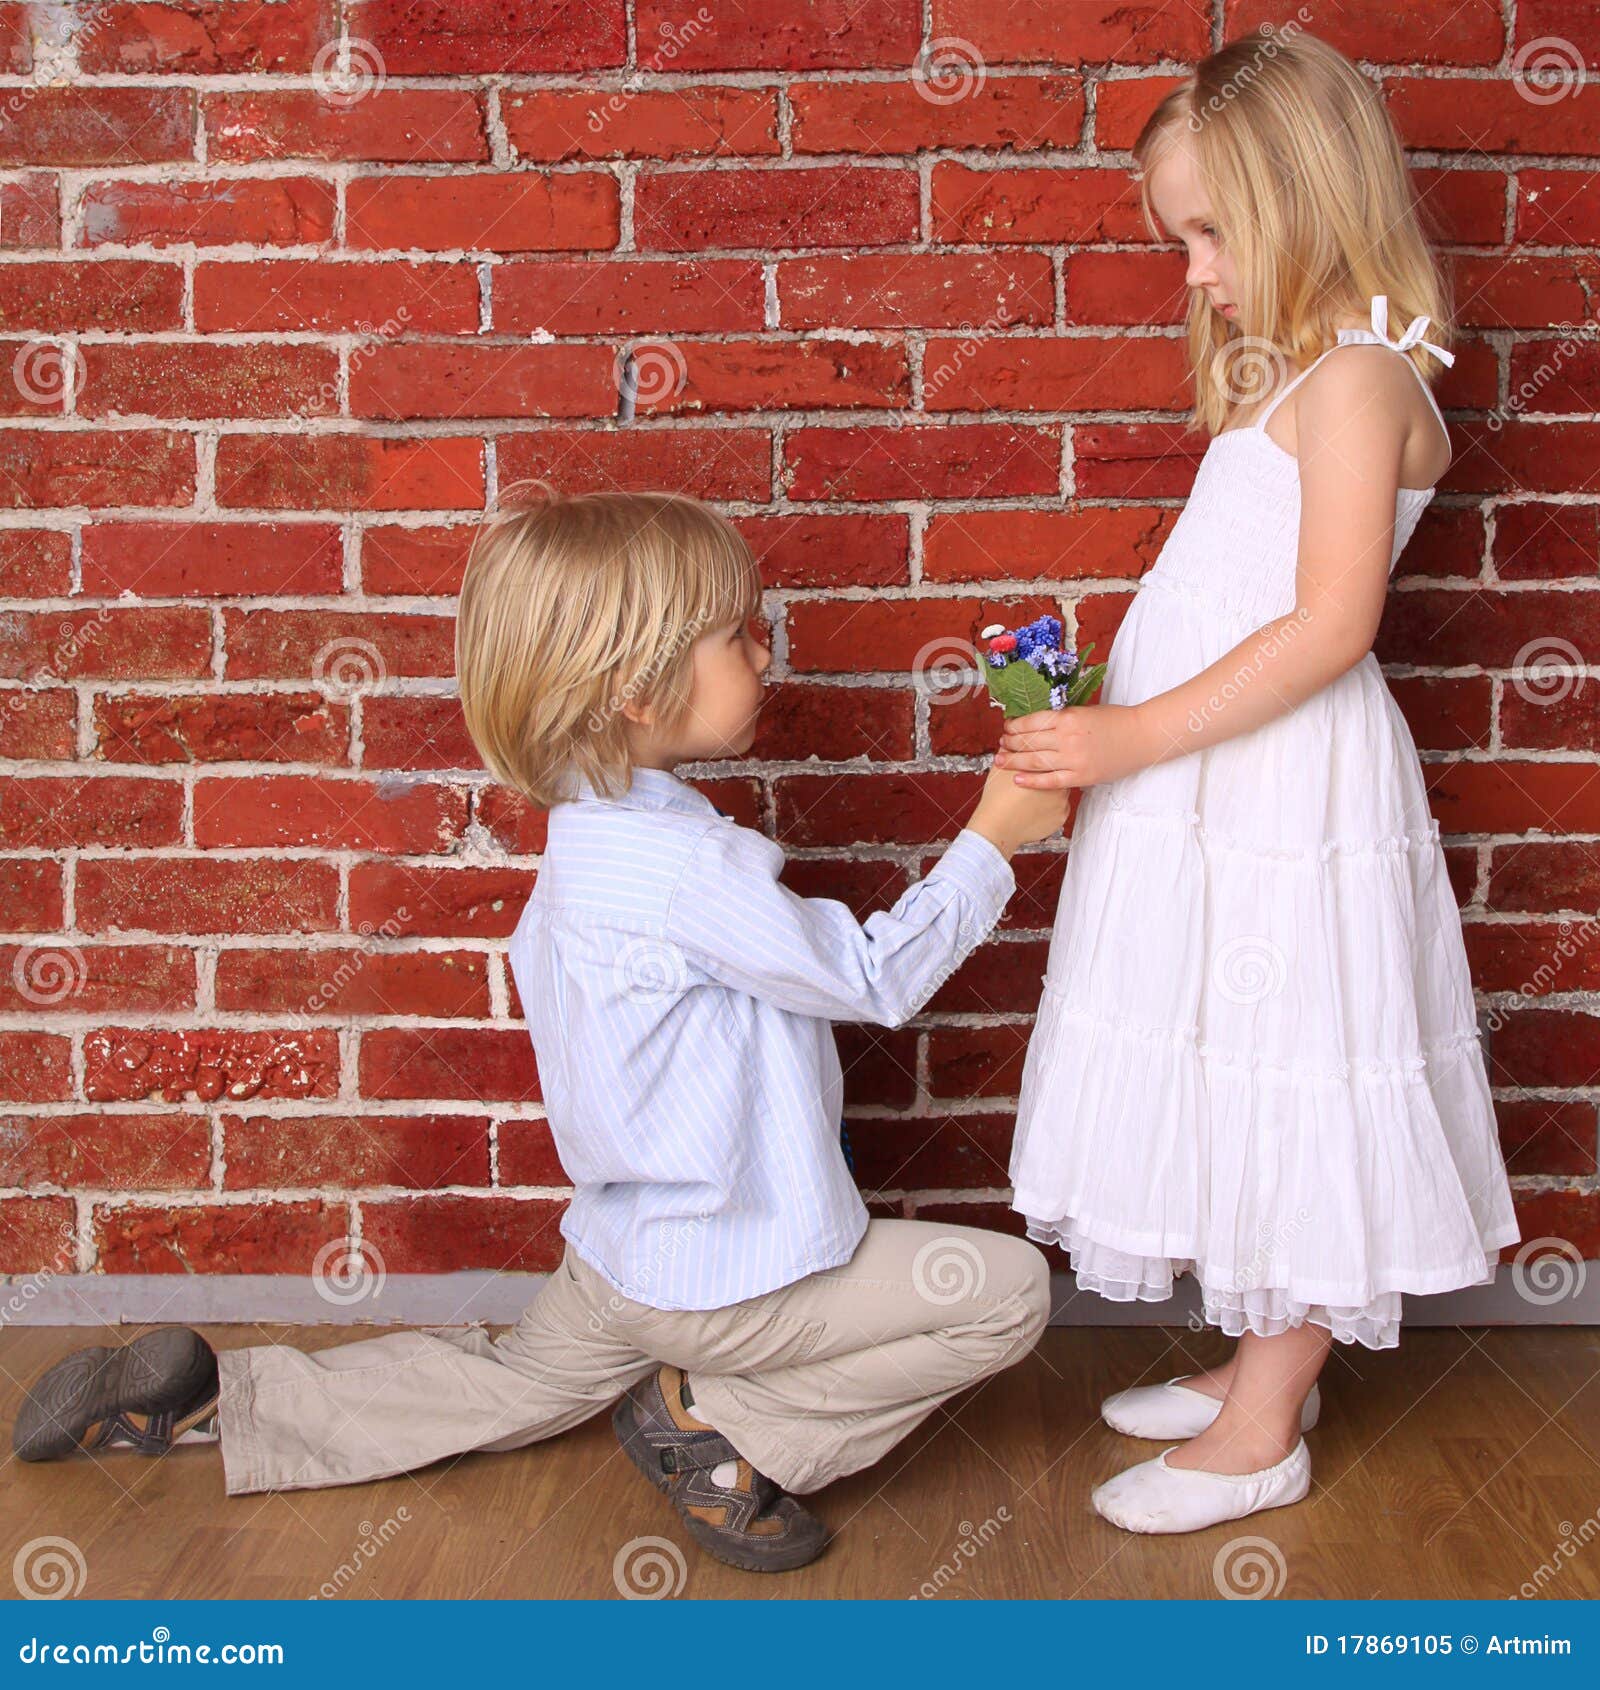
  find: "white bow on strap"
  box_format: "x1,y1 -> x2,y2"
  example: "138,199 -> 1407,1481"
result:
1370,294 -> 1455,366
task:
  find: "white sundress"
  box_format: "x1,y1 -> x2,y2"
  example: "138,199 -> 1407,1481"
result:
1008,297 -> 1521,1350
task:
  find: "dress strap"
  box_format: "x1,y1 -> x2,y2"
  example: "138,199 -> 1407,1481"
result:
1252,295 -> 1453,457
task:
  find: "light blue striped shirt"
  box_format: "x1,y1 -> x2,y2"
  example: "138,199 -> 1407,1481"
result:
507,763 -> 1016,1310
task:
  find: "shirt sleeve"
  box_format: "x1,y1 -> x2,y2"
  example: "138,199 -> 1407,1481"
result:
663,820 -> 1016,1028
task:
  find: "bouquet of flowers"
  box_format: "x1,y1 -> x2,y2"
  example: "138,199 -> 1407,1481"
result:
979,615 -> 1106,717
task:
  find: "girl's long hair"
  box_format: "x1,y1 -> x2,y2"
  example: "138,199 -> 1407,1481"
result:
1134,27 -> 1453,435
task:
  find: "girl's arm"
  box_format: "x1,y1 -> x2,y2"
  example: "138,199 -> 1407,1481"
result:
996,348 -> 1418,790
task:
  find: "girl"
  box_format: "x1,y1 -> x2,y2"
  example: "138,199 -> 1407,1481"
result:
996,30 -> 1520,1534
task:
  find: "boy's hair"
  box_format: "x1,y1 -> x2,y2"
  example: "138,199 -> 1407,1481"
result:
456,483 -> 762,809
1134,26 -> 1453,435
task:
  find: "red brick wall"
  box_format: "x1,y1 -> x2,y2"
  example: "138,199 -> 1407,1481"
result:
1,0 -> 1596,1289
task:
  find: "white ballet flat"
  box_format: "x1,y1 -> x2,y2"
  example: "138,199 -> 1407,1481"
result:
1101,1377 -> 1320,1440
1091,1438 -> 1312,1535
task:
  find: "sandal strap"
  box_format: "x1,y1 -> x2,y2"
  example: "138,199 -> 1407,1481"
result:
657,1431 -> 742,1475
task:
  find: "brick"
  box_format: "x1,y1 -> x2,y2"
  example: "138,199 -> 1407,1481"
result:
1072,423 -> 1205,498
1427,761 -> 1600,835
195,258 -> 480,334
0,88 -> 194,166
362,695 -> 479,771
0,1112 -> 209,1189
205,89 -> 489,162
740,512 -> 910,589
0,174 -> 61,249
361,1194 -> 565,1271
492,258 -> 766,335
0,607 -> 210,682
1413,167 -> 1506,248
635,0 -> 919,69
223,1112 -> 492,1189
1066,250 -> 1187,326
0,1198 -> 76,1273
499,426 -> 769,501
934,0 -> 1208,64
0,529 -> 71,596
347,172 -> 618,253
0,1033 -> 71,1102
788,593 -> 1055,673
77,856 -> 341,937
348,864 -> 532,940
778,252 -> 1053,330
79,1 -> 337,73
0,690 -> 74,759
922,333 -> 1189,412
473,785 -> 551,855
1493,503 -> 1599,582
1376,587 -> 1600,668
791,74 -> 1084,154
1517,169 -> 1600,245
1386,75 -> 1600,155
0,430 -> 194,509
783,423 -> 1060,500
215,433 -> 484,510
1495,1098 -> 1597,1178
850,1111 -> 1017,1191
1465,919 -> 1600,994
1226,0 -> 1504,65
350,342 -> 616,420
1487,842 -> 1600,913
348,0 -> 626,73
359,1027 -> 541,1102
215,944 -> 487,1019
1500,686 -> 1600,754
0,858 -> 64,931
835,1023 -> 918,1108
1401,504 -> 1487,579
224,609 -> 454,681
94,1198 -> 348,1273
776,770 -> 987,846
925,506 -> 1176,582
0,778 -> 183,849
81,178 -> 336,248
193,775 -> 468,853
751,681 -> 915,762
360,523 -> 476,595
85,1027 -> 341,1103
1489,1008 -> 1600,1090
1094,76 -> 1186,150
0,943 -> 195,1014
933,163 -> 1148,245
505,86 -> 779,162
1505,1189 -> 1600,1262
495,1119 -> 568,1186
1387,674 -> 1491,751
78,341 -> 341,421
0,261 -> 184,333
95,692 -> 349,766
635,165 -> 918,250
1446,423 -> 1600,496
1450,255 -> 1600,331
81,520 -> 344,597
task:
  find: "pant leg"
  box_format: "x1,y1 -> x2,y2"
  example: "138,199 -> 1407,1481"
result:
596,1219 -> 1053,1495
214,1246 -> 656,1496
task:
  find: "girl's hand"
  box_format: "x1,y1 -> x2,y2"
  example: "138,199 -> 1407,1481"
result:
995,703 -> 1160,789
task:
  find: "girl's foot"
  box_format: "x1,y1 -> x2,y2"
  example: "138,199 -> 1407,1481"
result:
1101,1376 -> 1320,1440
1091,1439 -> 1311,1535
12,1327 -> 219,1462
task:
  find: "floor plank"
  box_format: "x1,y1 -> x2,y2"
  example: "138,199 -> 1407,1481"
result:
3,1324 -> 1597,1601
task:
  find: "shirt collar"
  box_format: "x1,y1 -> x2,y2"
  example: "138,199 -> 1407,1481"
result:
567,763 -> 723,819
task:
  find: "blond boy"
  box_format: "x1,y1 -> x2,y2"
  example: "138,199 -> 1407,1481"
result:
15,488 -> 1065,1575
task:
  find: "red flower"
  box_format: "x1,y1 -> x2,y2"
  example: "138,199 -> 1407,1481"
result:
988,633 -> 1017,653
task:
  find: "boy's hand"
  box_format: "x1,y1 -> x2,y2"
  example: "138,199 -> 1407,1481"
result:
968,760 -> 1070,859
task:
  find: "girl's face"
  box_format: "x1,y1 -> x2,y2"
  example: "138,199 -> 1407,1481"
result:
1147,135 -> 1241,324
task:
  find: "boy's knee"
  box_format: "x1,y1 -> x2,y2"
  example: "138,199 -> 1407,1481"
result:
991,1236 -> 1053,1344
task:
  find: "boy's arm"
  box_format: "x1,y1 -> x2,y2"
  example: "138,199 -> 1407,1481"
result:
663,819 -> 1015,1030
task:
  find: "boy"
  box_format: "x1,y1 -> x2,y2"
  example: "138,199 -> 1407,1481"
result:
14,488 -> 1066,1575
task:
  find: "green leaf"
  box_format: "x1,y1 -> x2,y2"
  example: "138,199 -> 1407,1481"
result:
986,658 -> 1053,718
1064,661 -> 1107,706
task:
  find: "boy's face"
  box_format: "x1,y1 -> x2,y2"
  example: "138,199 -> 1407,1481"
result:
636,613 -> 771,766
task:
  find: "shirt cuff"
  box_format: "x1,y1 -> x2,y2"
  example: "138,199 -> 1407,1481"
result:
934,826 -> 1017,932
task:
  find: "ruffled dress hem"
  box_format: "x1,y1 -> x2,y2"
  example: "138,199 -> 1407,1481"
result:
1016,1205 -> 1523,1350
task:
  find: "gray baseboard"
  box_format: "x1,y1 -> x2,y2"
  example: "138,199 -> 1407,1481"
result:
3,1269 -> 1598,1330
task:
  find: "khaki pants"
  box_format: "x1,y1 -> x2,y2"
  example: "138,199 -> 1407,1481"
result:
214,1219 -> 1052,1498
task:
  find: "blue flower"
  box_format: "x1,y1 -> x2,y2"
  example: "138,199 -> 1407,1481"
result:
1049,683 -> 1072,709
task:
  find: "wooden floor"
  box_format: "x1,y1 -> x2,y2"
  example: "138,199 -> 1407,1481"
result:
3,1323 -> 1598,1600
